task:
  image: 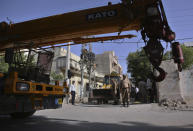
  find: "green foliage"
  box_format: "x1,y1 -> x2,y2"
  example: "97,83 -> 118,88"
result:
161,45 -> 193,69
162,51 -> 171,60
127,50 -> 151,86
181,45 -> 193,69
50,72 -> 64,81
0,56 -> 8,73
126,44 -> 193,86
14,52 -> 36,67
27,55 -> 36,67
0,52 -> 36,73
110,71 -> 119,76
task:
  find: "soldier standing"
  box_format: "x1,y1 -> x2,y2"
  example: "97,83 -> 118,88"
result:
120,75 -> 131,107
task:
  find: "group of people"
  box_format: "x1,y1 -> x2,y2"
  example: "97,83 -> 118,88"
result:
67,74 -> 132,107
113,75 -> 156,106
66,75 -> 132,107
130,79 -> 157,103
66,75 -> 155,106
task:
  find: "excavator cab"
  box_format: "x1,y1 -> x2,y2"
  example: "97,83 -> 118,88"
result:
103,74 -> 120,89
4,48 -> 54,84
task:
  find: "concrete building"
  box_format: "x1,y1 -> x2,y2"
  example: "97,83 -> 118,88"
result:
156,60 -> 193,108
95,51 -> 122,75
51,47 -> 104,100
50,48 -> 123,102
183,41 -> 193,47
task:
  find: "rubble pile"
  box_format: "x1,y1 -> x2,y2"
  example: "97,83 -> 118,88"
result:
159,98 -> 193,111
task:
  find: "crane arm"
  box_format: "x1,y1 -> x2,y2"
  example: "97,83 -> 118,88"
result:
0,0 -> 183,82
0,0 -> 156,50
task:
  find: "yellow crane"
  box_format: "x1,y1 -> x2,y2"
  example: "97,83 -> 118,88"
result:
0,0 -> 183,118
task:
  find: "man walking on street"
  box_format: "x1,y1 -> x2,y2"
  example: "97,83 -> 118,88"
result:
111,79 -> 118,105
70,81 -> 76,105
120,75 -> 131,107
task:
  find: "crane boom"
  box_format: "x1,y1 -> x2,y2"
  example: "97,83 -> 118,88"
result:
0,0 -> 156,50
0,0 -> 183,82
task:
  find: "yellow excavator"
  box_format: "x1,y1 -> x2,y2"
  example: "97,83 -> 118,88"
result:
89,74 -> 121,104
0,0 -> 183,118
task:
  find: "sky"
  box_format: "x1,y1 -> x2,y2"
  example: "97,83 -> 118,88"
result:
1,0 -> 193,74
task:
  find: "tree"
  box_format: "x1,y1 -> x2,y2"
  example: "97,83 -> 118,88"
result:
127,44 -> 193,86
0,51 -> 36,73
0,56 -> 8,73
110,71 -> 119,76
161,45 -> 193,69
181,45 -> 193,69
127,50 -> 152,86
50,71 -> 64,81
13,51 -> 36,67
162,51 -> 171,60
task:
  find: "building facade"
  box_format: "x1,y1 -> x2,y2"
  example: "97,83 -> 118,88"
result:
51,47 -> 104,100
51,48 -> 123,101
95,51 -> 122,75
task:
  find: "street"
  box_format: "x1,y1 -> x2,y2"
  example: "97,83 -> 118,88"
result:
1,104 -> 193,131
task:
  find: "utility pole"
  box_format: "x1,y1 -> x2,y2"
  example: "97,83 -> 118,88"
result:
88,43 -> 92,89
65,42 -> 71,85
80,44 -> 85,100
79,43 -> 95,99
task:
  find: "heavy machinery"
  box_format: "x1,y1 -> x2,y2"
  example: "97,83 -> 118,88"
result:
89,74 -> 121,104
0,49 -> 68,118
0,0 -> 183,117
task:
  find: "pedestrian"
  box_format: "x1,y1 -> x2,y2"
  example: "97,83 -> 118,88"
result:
111,79 -> 118,104
138,80 -> 147,103
120,75 -> 131,107
78,81 -> 82,102
111,79 -> 118,97
130,85 -> 136,103
70,81 -> 76,105
135,86 -> 139,101
146,78 -> 152,103
63,79 -> 70,104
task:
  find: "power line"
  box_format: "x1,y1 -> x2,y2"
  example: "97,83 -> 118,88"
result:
166,7 -> 193,12
171,23 -> 193,27
174,28 -> 193,31
168,14 -> 193,19
176,37 -> 193,41
104,41 -> 144,44
119,56 -> 128,57
100,37 -> 193,44
172,24 -> 193,28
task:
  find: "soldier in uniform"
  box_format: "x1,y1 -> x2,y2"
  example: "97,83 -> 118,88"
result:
120,75 -> 131,107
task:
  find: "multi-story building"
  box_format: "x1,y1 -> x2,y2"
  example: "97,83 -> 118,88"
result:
51,47 -> 104,100
51,48 -> 122,101
184,41 -> 193,47
95,51 -> 122,75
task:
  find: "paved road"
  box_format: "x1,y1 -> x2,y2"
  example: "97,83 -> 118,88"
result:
1,104 -> 193,131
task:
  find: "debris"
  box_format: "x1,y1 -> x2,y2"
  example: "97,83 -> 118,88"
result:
159,98 -> 193,111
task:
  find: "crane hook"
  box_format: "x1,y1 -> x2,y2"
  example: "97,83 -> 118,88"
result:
143,38 -> 166,82
153,66 -> 167,82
